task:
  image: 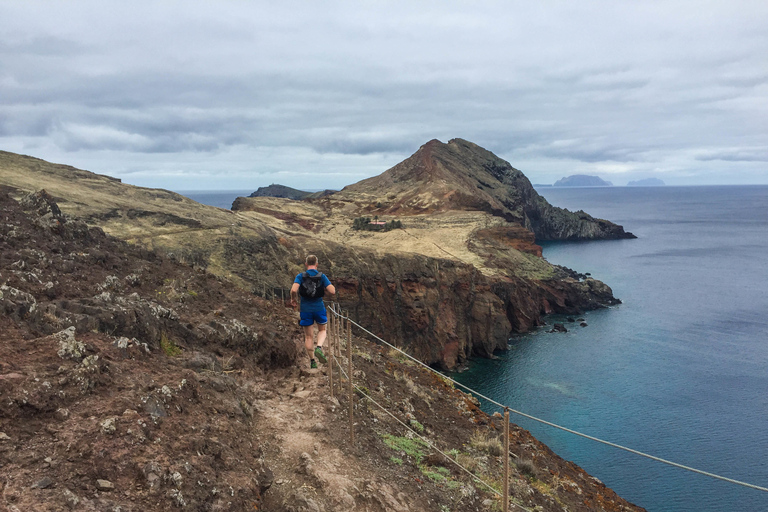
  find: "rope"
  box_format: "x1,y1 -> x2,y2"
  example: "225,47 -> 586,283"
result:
332,354 -> 525,506
327,305 -> 768,494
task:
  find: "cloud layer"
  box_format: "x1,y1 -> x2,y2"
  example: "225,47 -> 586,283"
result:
1,0 -> 766,189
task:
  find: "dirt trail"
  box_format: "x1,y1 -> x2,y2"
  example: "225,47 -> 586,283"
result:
257,364 -> 418,512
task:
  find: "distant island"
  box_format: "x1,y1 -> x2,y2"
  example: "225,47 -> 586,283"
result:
249,183 -> 336,200
627,178 -> 665,186
553,175 -> 612,187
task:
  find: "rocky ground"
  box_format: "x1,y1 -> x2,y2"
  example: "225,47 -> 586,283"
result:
0,148 -> 627,371
0,190 -> 646,511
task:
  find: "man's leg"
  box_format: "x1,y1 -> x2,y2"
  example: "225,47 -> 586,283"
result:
303,324 -> 315,362
316,323 -> 326,348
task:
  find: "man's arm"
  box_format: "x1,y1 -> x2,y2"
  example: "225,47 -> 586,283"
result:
325,284 -> 336,297
290,282 -> 300,308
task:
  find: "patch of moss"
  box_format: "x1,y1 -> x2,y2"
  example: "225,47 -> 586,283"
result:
380,434 -> 429,464
409,419 -> 425,433
160,331 -> 182,357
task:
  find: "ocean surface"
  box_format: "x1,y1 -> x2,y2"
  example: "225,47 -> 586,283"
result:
178,185 -> 768,510
175,190 -> 254,209
454,186 -> 768,512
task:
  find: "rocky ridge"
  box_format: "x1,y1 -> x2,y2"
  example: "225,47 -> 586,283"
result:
0,189 -> 646,511
0,143 -> 629,370
330,139 -> 633,240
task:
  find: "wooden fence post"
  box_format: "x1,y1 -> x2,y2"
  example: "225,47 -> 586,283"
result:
504,407 -> 510,512
327,306 -> 334,398
347,312 -> 354,444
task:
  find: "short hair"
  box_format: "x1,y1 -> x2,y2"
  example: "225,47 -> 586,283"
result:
305,254 -> 318,266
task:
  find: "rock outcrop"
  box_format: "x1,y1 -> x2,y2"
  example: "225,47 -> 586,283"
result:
1,142 -> 631,370
0,190 -> 647,512
333,139 -> 634,240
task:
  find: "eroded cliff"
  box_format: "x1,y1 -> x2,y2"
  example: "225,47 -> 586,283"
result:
0,142 -> 628,370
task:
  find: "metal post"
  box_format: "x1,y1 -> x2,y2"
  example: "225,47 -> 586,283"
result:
347,312 -> 354,444
327,306 -> 334,398
504,407 -> 510,512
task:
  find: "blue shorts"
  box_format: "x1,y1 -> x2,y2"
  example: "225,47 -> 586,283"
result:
299,309 -> 327,326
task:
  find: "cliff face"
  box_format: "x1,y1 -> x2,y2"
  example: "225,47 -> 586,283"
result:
0,143 -> 629,370
334,139 -> 634,240
0,190 -> 646,511
249,183 -> 312,200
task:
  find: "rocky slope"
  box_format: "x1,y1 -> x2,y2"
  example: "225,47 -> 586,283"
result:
0,145 -> 629,370
332,139 -> 633,240
0,190 -> 646,512
248,184 -> 335,201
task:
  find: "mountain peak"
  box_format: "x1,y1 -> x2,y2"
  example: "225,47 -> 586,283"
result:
335,138 -> 635,240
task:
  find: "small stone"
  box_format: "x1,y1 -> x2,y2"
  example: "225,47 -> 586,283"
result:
143,396 -> 167,418
32,477 -> 54,489
96,479 -> 114,491
0,432 -> 10,441
56,408 -> 70,420
300,368 -> 320,378
483,498 -> 494,507
291,390 -> 312,399
63,488 -> 80,508
492,411 -> 503,419
580,322 -> 588,327
309,423 -> 326,433
100,417 -> 117,435
146,473 -> 161,488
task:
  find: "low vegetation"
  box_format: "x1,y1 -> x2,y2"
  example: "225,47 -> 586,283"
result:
351,216 -> 403,231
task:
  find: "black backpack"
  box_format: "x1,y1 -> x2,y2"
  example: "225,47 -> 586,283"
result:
299,272 -> 325,299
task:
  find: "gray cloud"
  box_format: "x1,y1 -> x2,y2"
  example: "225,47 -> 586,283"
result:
0,0 -> 766,189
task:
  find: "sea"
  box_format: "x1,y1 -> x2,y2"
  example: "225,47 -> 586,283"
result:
453,186 -> 768,512
178,185 -> 768,511
175,190 -> 254,209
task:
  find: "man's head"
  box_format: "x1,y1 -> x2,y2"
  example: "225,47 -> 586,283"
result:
305,254 -> 318,267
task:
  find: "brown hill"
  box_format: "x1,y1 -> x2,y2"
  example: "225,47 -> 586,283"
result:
0,145 -> 625,371
332,139 -> 634,240
0,189 -> 646,512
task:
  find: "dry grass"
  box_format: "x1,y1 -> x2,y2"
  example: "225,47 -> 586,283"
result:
469,430 -> 503,457
394,370 -> 432,405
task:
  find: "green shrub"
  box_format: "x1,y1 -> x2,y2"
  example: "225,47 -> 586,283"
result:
160,332 -> 182,357
381,434 -> 429,464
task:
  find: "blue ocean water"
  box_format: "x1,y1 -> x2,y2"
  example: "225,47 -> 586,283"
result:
176,190 -> 254,209
454,186 -> 768,512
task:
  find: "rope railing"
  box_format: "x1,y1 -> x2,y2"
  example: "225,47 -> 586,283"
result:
326,304 -> 768,495
331,354 -> 524,507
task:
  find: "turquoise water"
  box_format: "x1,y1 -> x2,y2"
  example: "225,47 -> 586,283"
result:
454,186 -> 768,512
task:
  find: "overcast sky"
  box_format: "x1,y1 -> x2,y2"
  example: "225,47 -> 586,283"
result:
1,1 -> 766,190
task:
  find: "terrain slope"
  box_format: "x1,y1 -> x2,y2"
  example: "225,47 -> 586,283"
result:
1,141 -> 629,369
0,190 -> 646,511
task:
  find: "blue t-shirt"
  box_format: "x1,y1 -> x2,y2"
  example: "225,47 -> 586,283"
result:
294,269 -> 332,312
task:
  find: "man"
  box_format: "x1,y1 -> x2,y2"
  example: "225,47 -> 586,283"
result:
290,255 -> 336,369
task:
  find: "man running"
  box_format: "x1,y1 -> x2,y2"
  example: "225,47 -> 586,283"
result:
290,255 -> 336,368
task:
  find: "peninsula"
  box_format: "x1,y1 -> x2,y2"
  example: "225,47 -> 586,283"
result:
0,142 -> 645,511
